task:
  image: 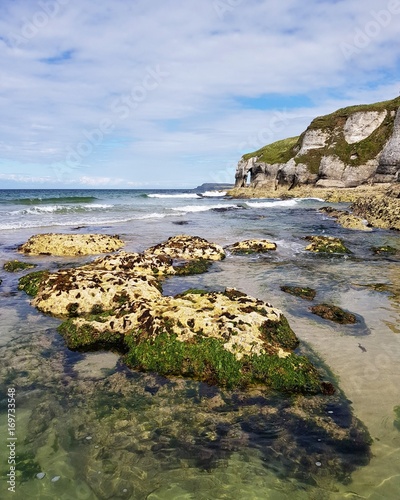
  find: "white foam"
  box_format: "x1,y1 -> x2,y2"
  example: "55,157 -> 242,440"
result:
147,193 -> 200,199
245,199 -> 299,208
200,190 -> 227,197
171,203 -> 239,213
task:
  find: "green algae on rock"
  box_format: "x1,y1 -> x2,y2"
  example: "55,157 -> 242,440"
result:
18,233 -> 329,394
124,333 -> 321,392
280,285 -> 316,301
310,304 -> 357,324
227,239 -> 277,254
173,258 -> 212,275
304,235 -> 351,254
3,260 -> 37,272
18,270 -> 50,297
57,286 -> 325,393
145,234 -> 226,261
370,245 -> 398,255
18,233 -> 124,256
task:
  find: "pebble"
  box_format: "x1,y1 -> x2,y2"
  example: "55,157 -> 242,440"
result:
86,436 -> 93,440
36,472 -> 45,480
51,476 -> 61,482
315,462 -> 322,467
123,489 -> 128,493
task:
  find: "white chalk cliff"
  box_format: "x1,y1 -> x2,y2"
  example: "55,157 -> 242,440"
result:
235,97 -> 400,189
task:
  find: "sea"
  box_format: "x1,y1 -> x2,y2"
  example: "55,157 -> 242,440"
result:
0,188 -> 399,499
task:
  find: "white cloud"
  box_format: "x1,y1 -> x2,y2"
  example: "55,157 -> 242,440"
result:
0,0 -> 399,187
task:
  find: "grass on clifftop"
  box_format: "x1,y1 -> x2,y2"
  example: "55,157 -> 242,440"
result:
242,136 -> 299,164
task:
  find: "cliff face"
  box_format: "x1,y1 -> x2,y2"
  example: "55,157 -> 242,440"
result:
235,97 -> 400,189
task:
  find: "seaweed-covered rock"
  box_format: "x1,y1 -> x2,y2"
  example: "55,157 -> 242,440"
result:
370,245 -> 398,255
227,239 -> 277,254
58,287 -> 323,392
281,285 -> 316,301
18,270 -> 50,296
304,235 -> 351,254
3,260 -> 37,272
83,251 -> 176,275
310,304 -> 357,324
32,268 -> 162,317
145,235 -> 225,261
18,233 -> 124,256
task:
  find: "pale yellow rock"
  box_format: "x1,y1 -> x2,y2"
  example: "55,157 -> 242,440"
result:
229,239 -> 277,253
83,251 -> 176,275
68,288 -> 294,361
18,233 -> 124,256
32,268 -> 162,316
145,235 -> 225,261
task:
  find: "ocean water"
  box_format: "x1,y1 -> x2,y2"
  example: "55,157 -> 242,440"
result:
0,188 -> 399,499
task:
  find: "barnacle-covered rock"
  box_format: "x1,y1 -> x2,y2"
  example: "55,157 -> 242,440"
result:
145,235 -> 225,261
18,233 -> 124,256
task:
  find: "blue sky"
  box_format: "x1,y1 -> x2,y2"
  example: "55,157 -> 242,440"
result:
0,0 -> 399,188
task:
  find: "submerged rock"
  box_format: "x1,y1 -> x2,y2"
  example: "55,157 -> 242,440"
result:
304,235 -> 351,254
281,285 -> 316,301
310,304 -> 357,324
18,233 -> 124,256
227,239 -> 277,254
3,260 -> 37,272
370,245 -> 398,255
145,235 -> 226,261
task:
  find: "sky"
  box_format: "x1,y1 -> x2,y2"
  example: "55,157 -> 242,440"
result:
0,0 -> 399,189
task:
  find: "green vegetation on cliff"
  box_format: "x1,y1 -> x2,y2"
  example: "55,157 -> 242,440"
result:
242,136 -> 299,164
242,96 -> 400,175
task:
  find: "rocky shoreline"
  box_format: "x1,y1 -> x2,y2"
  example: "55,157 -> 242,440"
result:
227,184 -> 400,230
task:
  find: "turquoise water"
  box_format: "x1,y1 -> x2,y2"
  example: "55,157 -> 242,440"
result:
0,189 -> 399,499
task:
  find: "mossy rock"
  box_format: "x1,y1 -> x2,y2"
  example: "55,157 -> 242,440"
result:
304,235 -> 351,254
18,270 -> 50,297
259,315 -> 299,350
310,304 -> 357,324
173,259 -> 212,275
281,285 -> 316,301
58,318 -> 125,351
124,333 -> 321,393
3,260 -> 37,272
371,245 -> 398,255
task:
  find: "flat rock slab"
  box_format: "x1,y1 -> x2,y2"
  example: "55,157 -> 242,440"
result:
18,233 -> 124,256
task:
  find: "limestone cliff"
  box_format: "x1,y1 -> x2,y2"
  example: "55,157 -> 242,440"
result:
235,97 -> 400,189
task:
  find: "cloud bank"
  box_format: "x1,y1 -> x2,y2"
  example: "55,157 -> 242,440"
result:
0,0 -> 399,188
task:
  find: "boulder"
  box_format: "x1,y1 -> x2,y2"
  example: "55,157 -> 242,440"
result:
227,239 -> 277,254
304,235 -> 351,254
